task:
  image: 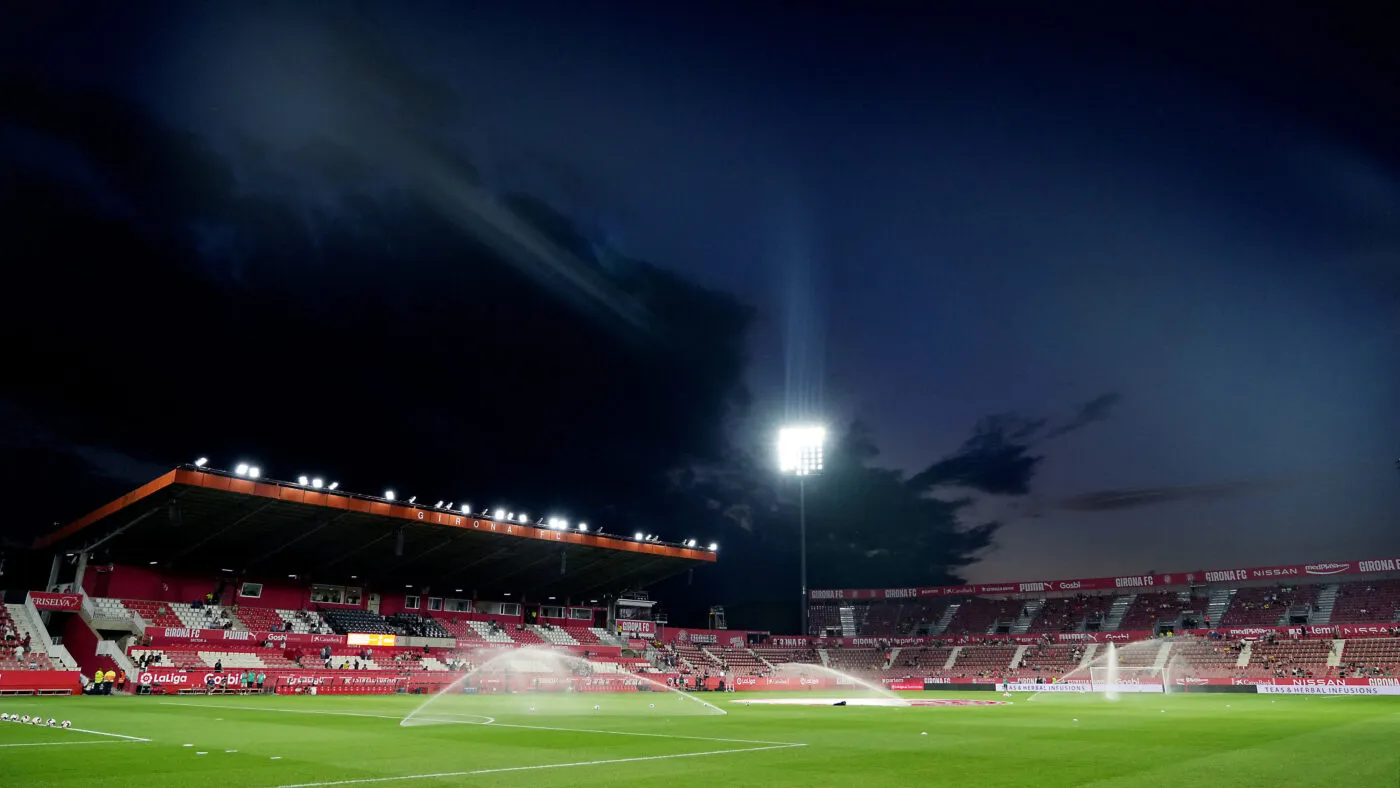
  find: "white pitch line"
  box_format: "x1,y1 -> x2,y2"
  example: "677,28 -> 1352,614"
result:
0,725 -> 151,747
487,721 -> 804,747
269,743 -> 807,788
0,739 -> 140,748
67,726 -> 152,741
161,702 -> 794,747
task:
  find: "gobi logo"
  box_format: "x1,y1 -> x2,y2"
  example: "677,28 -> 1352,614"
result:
1104,633 -> 1130,641
1357,559 -> 1398,573
1056,581 -> 1082,591
1305,562 -> 1352,575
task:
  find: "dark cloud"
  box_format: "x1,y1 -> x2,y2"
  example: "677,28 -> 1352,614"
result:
1044,392 -> 1124,440
1055,479 -> 1288,512
908,414 -> 1045,497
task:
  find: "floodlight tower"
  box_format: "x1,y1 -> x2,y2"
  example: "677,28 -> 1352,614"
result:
778,424 -> 826,636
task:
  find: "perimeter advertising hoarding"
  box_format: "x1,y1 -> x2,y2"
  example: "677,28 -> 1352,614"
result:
811,555 -> 1400,600
996,682 -> 1164,694
346,633 -> 397,647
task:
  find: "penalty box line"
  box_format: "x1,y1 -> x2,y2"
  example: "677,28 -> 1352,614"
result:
270,743 -> 808,788
0,726 -> 152,747
162,702 -> 802,747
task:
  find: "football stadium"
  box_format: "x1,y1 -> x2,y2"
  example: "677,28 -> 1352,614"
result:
4,463 -> 1400,787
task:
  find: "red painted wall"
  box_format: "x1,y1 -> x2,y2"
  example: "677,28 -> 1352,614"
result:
90,564 -> 316,610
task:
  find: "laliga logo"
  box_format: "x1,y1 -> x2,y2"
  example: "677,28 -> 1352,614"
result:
139,672 -> 189,685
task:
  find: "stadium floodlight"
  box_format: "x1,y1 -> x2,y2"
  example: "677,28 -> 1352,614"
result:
494,509 -> 505,520
194,457 -> 208,467
328,482 -> 339,490
435,500 -> 444,508
408,496 -> 417,504
461,503 -> 470,514
634,531 -> 644,540
518,513 -> 528,523
778,425 -> 826,476
709,542 -> 718,551
578,523 -> 588,532
312,478 -> 324,489
779,423 -> 826,637
385,490 -> 396,501
247,466 -> 261,478
507,512 -> 516,521
298,475 -> 310,486
446,502 -> 453,510
235,463 -> 250,476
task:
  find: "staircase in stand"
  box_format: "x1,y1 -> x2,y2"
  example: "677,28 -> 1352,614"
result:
839,607 -> 858,638
1102,595 -> 1135,631
1206,588 -> 1233,627
1009,644 -> 1029,668
1311,585 -> 1339,625
1235,642 -> 1253,668
750,648 -> 775,670
1151,641 -> 1175,672
932,604 -> 960,636
1078,644 -> 1098,669
1010,600 -> 1042,634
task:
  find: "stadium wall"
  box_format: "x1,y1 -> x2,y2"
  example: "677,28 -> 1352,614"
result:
87,564 -> 314,610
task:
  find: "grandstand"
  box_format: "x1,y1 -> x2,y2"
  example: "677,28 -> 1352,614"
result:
5,462 -> 1400,705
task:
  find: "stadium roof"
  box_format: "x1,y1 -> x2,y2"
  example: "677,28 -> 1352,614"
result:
36,467 -> 717,597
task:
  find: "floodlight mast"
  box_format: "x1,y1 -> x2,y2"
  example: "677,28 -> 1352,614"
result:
778,424 -> 826,636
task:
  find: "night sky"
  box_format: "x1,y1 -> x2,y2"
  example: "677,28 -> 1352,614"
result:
3,3 -> 1398,628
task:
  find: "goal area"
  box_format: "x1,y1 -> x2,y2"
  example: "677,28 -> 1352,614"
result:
1087,666 -> 1163,694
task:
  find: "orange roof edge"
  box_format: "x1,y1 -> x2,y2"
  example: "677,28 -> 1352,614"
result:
33,468 -> 717,563
33,469 -> 180,550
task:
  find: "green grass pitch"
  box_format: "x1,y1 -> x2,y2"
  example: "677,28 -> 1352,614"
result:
2,691 -> 1398,787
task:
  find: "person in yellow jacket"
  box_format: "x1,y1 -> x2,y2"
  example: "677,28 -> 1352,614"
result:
92,669 -> 104,695
103,669 -> 116,695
